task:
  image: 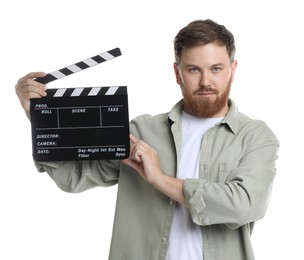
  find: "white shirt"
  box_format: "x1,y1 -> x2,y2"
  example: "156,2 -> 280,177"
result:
166,111 -> 223,260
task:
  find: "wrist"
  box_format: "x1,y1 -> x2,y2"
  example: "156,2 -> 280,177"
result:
151,170 -> 166,189
152,174 -> 187,206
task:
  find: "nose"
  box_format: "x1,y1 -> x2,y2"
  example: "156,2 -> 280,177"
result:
199,71 -> 211,87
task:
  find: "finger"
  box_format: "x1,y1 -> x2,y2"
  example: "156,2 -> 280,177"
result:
129,134 -> 150,150
130,134 -> 139,144
17,85 -> 47,99
122,158 -> 140,171
18,80 -> 47,92
129,144 -> 142,162
16,77 -> 47,98
17,72 -> 46,87
26,71 -> 47,80
129,134 -> 140,160
17,73 -> 41,88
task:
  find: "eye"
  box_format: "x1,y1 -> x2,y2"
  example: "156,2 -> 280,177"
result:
212,66 -> 223,73
189,67 -> 200,73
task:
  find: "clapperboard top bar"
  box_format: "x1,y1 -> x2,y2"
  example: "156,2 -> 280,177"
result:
35,48 -> 122,84
46,86 -> 127,97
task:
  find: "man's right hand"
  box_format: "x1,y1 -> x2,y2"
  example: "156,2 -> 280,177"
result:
15,72 -> 47,120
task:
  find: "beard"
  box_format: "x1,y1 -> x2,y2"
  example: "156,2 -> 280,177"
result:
182,79 -> 232,118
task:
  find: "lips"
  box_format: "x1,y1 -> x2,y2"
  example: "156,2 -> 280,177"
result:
199,92 -> 216,95
194,87 -> 219,95
195,90 -> 218,96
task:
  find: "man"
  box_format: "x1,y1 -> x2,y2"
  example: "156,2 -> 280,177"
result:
15,19 -> 279,260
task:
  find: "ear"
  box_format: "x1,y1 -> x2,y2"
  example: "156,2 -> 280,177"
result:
173,62 -> 182,85
231,60 -> 238,82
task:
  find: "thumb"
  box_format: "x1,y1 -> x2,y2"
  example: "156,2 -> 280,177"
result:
122,158 -> 141,172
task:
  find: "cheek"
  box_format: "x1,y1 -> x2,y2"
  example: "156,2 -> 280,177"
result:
182,73 -> 200,86
213,72 -> 232,87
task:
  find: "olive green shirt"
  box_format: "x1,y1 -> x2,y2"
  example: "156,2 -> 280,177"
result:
35,99 -> 279,260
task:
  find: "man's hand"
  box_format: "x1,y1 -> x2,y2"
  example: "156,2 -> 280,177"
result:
122,134 -> 165,185
123,134 -> 187,206
15,72 -> 47,120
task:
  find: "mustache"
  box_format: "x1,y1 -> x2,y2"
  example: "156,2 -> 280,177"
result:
194,86 -> 219,95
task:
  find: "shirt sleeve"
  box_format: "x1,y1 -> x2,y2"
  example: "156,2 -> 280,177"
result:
34,159 -> 120,193
183,122 -> 280,229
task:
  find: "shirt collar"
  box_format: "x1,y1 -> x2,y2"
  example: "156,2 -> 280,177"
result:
168,98 -> 239,135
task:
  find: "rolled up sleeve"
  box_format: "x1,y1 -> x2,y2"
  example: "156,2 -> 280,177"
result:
183,122 -> 280,228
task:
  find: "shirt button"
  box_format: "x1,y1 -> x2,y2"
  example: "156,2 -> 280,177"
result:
162,237 -> 167,242
169,200 -> 174,206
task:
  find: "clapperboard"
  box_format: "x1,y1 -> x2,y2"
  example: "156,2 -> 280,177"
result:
30,48 -> 130,161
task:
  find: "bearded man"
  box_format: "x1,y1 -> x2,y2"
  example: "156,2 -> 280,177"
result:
15,19 -> 279,260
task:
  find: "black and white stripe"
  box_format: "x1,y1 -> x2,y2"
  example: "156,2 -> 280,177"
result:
46,86 -> 127,97
35,48 -> 122,84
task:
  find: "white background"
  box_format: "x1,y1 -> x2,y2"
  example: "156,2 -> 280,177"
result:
1,0 -> 303,259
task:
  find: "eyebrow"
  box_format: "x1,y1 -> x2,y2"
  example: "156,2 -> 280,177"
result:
185,62 -> 226,69
211,63 -> 225,67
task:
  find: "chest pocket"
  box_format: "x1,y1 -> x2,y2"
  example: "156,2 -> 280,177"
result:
218,162 -> 238,183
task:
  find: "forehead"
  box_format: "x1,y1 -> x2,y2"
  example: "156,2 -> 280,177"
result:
180,43 -> 230,66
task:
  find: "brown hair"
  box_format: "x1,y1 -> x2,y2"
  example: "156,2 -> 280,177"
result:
174,19 -> 236,64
